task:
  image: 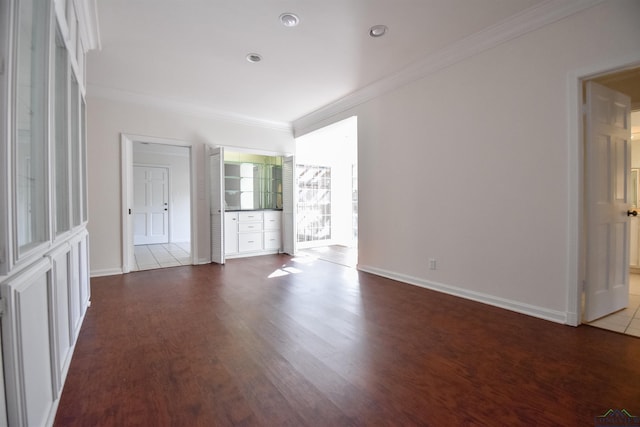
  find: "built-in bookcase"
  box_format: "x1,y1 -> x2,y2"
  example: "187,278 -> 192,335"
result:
0,0 -> 97,425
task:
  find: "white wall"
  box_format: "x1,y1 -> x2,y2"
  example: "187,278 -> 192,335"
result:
133,143 -> 191,242
297,0 -> 640,322
86,96 -> 294,275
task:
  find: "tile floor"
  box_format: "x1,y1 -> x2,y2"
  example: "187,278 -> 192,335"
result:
587,273 -> 640,337
134,242 -> 191,271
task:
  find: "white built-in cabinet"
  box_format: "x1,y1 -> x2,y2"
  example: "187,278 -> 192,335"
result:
224,211 -> 282,258
0,0 -> 96,425
210,148 -> 291,263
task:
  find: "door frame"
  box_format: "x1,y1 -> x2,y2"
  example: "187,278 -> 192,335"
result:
567,53 -> 640,326
121,134 -> 196,273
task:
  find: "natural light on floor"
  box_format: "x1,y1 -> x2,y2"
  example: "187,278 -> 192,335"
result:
267,265 -> 304,278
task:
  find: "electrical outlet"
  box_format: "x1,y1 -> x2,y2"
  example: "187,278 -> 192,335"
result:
429,258 -> 437,270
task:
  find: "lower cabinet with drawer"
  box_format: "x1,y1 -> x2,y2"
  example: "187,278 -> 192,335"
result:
225,210 -> 282,258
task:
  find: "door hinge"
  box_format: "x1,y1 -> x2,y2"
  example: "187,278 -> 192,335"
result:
0,297 -> 6,317
581,103 -> 587,115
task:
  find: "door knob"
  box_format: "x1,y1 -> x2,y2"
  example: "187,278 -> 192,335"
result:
627,210 -> 638,217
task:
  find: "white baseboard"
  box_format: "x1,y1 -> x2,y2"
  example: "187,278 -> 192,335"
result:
90,268 -> 123,277
358,264 -> 568,325
197,257 -> 210,265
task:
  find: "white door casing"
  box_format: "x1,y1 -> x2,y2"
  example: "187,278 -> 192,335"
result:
210,147 -> 224,264
133,166 -> 169,245
283,155 -> 297,255
584,81 -> 632,322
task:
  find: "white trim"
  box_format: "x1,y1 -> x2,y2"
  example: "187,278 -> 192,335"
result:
88,85 -> 292,132
219,144 -> 290,158
292,0 -> 605,136
567,52 -> 640,326
358,264 -> 568,324
196,257 -> 211,265
89,267 -> 123,277
121,133 -> 197,273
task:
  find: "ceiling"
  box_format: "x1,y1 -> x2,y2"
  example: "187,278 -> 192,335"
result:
88,0 -> 548,126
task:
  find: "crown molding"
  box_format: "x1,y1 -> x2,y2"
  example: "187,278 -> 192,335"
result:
292,0 -> 605,136
87,84 -> 293,132
76,0 -> 101,51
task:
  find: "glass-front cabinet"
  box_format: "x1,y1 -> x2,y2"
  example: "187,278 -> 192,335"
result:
223,152 -> 283,211
14,0 -> 50,258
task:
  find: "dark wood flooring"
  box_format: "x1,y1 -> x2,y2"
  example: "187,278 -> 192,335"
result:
54,255 -> 640,426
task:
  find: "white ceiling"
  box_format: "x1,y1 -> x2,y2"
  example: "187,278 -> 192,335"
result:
88,0 -> 548,127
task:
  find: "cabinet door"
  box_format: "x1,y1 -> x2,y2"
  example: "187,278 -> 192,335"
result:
224,212 -> 238,254
264,231 -> 282,250
3,259 -> 55,427
209,147 -> 224,264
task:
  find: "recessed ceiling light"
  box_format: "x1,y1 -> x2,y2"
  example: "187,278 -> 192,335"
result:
369,24 -> 388,37
280,13 -> 300,27
246,53 -> 262,63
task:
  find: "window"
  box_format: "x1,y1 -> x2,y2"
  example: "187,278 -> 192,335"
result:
352,163 -> 358,240
296,165 -> 331,242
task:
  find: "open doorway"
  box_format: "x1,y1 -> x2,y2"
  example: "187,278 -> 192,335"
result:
295,116 -> 358,268
582,66 -> 640,335
121,134 -> 196,273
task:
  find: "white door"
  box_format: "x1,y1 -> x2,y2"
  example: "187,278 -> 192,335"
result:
210,147 -> 225,264
133,166 -> 169,245
584,81 -> 632,322
283,155 -> 297,255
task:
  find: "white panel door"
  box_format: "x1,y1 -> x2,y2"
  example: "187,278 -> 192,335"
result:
584,81 -> 632,322
210,147 -> 225,264
133,166 -> 169,245
283,155 -> 297,255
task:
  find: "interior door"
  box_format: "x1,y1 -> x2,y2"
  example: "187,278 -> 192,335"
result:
584,81 -> 632,322
283,155 -> 297,255
133,166 -> 169,245
210,147 -> 224,264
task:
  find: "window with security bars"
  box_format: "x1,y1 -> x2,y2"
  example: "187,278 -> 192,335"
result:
352,163 -> 358,240
297,165 -> 331,242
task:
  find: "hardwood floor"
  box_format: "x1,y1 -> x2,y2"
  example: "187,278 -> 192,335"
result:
55,255 -> 640,426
